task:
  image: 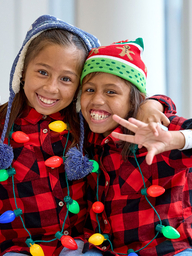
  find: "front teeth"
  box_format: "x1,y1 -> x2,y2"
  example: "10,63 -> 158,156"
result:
90,112 -> 109,120
38,95 -> 57,105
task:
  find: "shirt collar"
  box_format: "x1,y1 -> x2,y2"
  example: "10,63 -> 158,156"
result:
88,126 -> 122,146
16,105 -> 64,125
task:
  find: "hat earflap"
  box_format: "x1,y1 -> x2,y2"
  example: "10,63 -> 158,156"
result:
0,91 -> 15,169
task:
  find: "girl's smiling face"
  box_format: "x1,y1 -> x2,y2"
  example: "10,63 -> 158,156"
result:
23,43 -> 84,115
81,72 -> 131,137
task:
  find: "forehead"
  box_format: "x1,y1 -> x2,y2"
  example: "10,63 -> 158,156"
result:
82,72 -> 130,86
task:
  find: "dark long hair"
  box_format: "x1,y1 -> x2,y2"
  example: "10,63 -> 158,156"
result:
0,29 -> 88,145
120,81 -> 145,159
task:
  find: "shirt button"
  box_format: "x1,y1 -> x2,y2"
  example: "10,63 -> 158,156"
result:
58,201 -> 64,207
102,246 -> 107,250
43,128 -> 48,134
42,115 -> 47,119
105,139 -> 109,144
104,219 -> 108,224
64,230 -> 69,235
105,181 -> 109,186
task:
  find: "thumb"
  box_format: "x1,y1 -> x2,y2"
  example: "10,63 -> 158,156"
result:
160,114 -> 170,127
145,149 -> 156,165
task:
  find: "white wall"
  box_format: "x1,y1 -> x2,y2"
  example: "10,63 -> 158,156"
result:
0,0 -> 49,104
76,0 -> 166,98
0,0 -> 166,105
181,0 -> 192,118
0,0 -> 75,105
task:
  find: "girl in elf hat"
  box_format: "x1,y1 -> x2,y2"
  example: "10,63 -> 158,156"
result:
0,15 -> 177,256
79,38 -> 192,256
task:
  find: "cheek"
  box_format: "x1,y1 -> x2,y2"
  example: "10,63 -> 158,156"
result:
113,99 -> 130,118
80,95 -> 86,111
61,87 -> 77,101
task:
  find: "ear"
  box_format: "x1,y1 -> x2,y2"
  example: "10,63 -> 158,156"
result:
141,93 -> 146,101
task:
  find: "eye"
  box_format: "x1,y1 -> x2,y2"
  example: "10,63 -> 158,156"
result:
61,77 -> 71,82
86,88 -> 94,92
39,70 -> 48,76
107,90 -> 116,94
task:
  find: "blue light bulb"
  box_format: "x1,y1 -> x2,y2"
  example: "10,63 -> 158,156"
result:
128,249 -> 138,255
0,209 -> 22,223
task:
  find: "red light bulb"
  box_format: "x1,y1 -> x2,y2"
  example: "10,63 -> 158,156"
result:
61,235 -> 77,250
55,232 -> 78,250
141,185 -> 165,197
45,156 -> 63,168
12,131 -> 30,143
147,185 -> 165,197
92,201 -> 104,213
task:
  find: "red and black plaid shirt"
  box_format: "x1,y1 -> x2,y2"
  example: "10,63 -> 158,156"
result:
0,106 -> 86,256
84,102 -> 192,255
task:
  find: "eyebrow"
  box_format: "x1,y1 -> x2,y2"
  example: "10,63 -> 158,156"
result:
83,81 -> 120,87
35,63 -> 78,77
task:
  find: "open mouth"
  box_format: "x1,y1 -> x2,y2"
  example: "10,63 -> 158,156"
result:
90,110 -> 110,120
37,94 -> 58,105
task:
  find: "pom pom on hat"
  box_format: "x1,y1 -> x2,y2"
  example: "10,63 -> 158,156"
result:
0,144 -> 14,170
64,147 -> 94,180
65,111 -> 94,180
80,37 -> 147,94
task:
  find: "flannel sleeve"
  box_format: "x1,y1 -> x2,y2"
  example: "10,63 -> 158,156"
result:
159,113 -> 192,168
148,94 -> 177,114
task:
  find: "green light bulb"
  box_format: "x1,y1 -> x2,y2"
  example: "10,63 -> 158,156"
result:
64,196 -> 80,214
156,224 -> 180,239
0,168 -> 16,182
89,160 -> 99,173
67,200 -> 80,214
0,169 -> 9,182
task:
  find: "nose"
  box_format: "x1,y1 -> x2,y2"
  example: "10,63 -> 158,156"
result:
91,91 -> 105,105
43,78 -> 59,94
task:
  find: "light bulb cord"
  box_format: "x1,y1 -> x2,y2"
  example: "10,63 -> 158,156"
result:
8,127 -> 71,244
93,146 -> 163,255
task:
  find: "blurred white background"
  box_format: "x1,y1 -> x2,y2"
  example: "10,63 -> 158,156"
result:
0,0 -> 191,118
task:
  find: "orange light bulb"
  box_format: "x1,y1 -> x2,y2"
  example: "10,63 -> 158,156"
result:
45,156 -> 63,168
12,131 -> 30,143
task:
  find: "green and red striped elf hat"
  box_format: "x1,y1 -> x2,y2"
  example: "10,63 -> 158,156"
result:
80,38 -> 147,94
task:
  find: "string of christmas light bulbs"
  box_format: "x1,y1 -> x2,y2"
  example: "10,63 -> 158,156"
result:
0,120 -> 181,256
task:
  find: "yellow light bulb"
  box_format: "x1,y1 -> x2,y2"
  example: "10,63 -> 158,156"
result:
49,121 -> 67,133
88,233 -> 105,246
29,243 -> 45,256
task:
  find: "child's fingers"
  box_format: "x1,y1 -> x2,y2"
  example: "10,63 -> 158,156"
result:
145,149 -> 156,165
111,132 -> 135,143
112,115 -> 137,132
159,113 -> 170,126
148,122 -> 159,136
127,117 -> 147,128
